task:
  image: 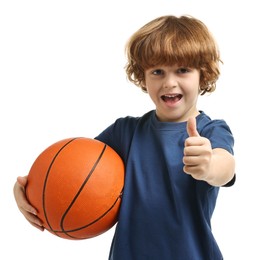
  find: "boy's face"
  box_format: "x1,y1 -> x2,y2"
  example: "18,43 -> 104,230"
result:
144,64 -> 200,122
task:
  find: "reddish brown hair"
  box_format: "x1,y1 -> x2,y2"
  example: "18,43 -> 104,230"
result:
125,15 -> 221,94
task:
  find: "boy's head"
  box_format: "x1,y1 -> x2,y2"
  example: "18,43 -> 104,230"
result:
125,15 -> 221,95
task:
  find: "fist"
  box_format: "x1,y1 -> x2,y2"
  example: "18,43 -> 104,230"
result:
183,117 -> 213,181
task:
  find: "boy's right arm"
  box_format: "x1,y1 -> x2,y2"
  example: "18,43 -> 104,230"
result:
13,176 -> 45,231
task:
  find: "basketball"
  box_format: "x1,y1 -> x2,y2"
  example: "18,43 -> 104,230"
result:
26,137 -> 125,240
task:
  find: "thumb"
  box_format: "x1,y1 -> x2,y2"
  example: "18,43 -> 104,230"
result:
17,176 -> 28,187
187,117 -> 200,137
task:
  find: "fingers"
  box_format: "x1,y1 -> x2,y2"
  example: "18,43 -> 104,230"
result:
183,117 -> 212,180
14,176 -> 44,230
26,214 -> 45,231
14,176 -> 37,215
16,175 -> 28,187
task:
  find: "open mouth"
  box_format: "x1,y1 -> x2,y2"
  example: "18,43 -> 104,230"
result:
161,94 -> 183,103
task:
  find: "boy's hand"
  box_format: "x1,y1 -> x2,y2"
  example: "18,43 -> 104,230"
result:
13,176 -> 44,231
183,117 -> 213,181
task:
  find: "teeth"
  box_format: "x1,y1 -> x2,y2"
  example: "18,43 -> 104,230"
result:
164,94 -> 178,98
161,94 -> 183,102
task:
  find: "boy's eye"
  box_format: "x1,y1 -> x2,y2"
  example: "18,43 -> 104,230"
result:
177,67 -> 190,74
152,69 -> 163,75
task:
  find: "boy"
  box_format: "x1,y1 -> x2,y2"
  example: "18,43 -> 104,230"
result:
14,15 -> 235,259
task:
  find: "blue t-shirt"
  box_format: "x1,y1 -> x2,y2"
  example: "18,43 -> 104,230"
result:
95,110 -> 234,260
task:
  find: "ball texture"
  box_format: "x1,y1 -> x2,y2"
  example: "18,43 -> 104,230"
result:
26,137 -> 124,240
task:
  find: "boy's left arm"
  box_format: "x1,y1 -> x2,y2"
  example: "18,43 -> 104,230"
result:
183,117 -> 235,187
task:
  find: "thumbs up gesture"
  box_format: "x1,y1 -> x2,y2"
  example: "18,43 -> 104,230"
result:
183,117 -> 213,181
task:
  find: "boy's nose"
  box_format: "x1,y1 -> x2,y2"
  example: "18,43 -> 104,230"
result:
163,75 -> 178,89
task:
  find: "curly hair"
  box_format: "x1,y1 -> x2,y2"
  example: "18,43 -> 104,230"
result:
125,15 -> 221,95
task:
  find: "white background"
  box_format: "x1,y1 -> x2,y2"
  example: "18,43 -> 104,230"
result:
0,0 -> 256,259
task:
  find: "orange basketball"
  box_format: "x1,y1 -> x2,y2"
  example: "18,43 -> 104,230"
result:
26,137 -> 124,240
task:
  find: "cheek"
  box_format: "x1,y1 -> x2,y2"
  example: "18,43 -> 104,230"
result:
145,80 -> 158,94
185,77 -> 200,93
183,83 -> 200,101
144,77 -> 151,88
145,86 -> 159,103
146,88 -> 156,100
